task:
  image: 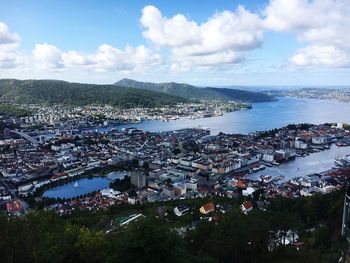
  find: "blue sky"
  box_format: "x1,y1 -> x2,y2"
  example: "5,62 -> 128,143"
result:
0,0 -> 349,86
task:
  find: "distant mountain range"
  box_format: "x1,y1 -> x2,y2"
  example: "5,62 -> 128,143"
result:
115,78 -> 276,103
0,79 -> 188,108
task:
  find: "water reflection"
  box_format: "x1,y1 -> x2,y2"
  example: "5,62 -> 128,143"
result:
43,171 -> 127,199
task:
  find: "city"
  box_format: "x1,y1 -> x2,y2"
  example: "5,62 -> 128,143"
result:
1,114 -> 350,210
1,0 -> 350,262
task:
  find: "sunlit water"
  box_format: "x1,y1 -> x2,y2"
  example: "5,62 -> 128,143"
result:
99,97 -> 350,135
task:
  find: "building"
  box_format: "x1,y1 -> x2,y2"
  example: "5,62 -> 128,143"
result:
173,183 -> 187,196
199,202 -> 215,214
130,171 -> 146,189
241,200 -> 253,214
174,205 -> 189,216
162,185 -> 175,198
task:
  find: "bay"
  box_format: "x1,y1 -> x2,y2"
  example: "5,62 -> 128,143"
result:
247,144 -> 350,183
112,97 -> 350,135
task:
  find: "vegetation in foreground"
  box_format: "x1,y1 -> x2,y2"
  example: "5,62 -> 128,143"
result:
0,190 -> 346,263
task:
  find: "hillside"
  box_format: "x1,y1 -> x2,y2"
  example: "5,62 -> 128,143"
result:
115,78 -> 276,102
0,79 -> 188,108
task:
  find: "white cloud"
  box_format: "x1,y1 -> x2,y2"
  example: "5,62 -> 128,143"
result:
61,51 -> 94,67
0,22 -> 20,45
0,51 -> 20,69
0,22 -> 21,69
263,0 -> 317,31
33,43 -> 64,70
32,43 -> 162,72
290,45 -> 350,67
88,44 -> 162,72
141,5 -> 263,68
263,0 -> 350,68
141,5 -> 200,48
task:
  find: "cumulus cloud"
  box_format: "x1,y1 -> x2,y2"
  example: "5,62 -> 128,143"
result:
61,51 -> 94,67
0,22 -> 20,45
141,5 -> 263,68
290,45 -> 350,67
33,43 -> 64,70
0,22 -> 21,69
93,44 -> 162,71
263,0 -> 350,68
32,43 -> 162,72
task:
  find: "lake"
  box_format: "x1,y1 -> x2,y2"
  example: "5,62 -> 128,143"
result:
110,97 -> 350,135
42,171 -> 127,199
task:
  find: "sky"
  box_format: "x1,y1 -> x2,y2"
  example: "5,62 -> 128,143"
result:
0,0 -> 350,86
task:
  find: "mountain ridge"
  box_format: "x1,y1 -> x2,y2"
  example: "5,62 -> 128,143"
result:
0,79 -> 188,108
115,78 -> 276,102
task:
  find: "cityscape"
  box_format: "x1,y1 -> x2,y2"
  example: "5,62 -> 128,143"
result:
1,0 -> 350,263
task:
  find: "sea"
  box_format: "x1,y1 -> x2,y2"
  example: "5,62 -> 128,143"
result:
108,97 -> 350,135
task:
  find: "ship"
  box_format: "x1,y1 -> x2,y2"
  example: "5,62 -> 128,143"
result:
335,155 -> 350,167
272,175 -> 285,183
259,175 -> 273,184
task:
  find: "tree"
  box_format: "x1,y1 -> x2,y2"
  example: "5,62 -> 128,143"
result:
112,218 -> 187,263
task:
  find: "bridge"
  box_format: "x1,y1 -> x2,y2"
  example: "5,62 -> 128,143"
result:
9,130 -> 40,146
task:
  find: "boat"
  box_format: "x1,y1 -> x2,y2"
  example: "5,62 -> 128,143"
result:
259,175 -> 273,184
336,142 -> 349,147
335,156 -> 350,167
272,161 -> 280,166
73,181 -> 79,188
273,175 -> 285,183
258,164 -> 266,170
252,167 -> 260,172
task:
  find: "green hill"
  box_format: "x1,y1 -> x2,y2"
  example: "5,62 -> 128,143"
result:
0,79 -> 188,108
115,78 -> 276,102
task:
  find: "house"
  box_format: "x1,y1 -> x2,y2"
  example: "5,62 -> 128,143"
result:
242,187 -> 255,197
6,200 -> 23,214
241,200 -> 253,214
199,202 -> 215,214
173,183 -> 187,196
174,205 -> 189,216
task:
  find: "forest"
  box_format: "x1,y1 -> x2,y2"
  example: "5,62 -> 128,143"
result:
0,79 -> 188,108
0,190 -> 346,263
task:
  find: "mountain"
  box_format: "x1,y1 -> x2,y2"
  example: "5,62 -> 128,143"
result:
115,78 -> 276,102
0,79 -> 189,108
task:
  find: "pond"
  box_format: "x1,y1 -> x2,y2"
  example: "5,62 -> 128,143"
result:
42,171 -> 127,199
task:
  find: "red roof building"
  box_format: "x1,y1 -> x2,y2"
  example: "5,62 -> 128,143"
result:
241,200 -> 253,214
200,202 -> 215,214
